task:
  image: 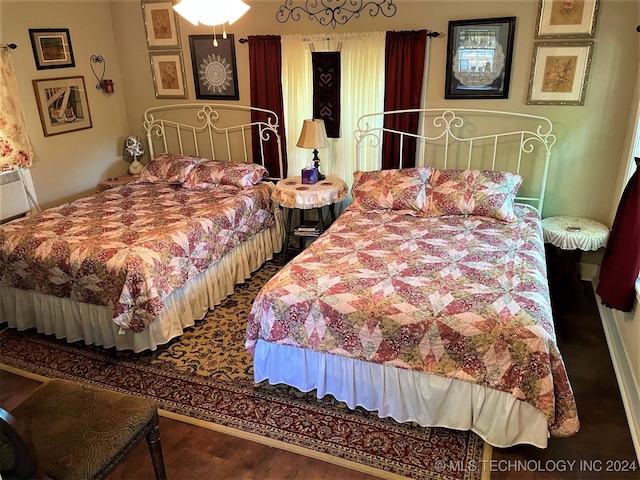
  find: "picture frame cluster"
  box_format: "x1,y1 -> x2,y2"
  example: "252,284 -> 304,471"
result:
527,0 -> 599,106
142,0 -> 188,99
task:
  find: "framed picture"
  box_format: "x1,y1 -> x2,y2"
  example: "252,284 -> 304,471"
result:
189,34 -> 239,100
142,0 -> 181,49
28,28 -> 75,70
32,76 -> 92,137
445,17 -> 516,100
527,41 -> 594,106
149,51 -> 188,99
535,0 -> 599,39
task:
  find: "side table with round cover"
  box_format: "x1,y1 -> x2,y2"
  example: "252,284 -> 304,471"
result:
542,216 -> 609,312
272,175 -> 347,259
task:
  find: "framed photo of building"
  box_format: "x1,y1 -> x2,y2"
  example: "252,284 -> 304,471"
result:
535,0 -> 599,39
445,17 -> 516,100
149,51 -> 188,99
28,28 -> 75,69
32,76 -> 92,136
142,0 -> 181,49
527,41 -> 594,105
189,34 -> 239,100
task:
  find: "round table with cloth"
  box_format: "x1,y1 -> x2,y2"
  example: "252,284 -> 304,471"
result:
541,216 -> 610,251
541,216 -> 610,314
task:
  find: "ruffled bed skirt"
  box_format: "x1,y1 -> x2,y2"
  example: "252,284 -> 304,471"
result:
253,338 -> 550,449
1,208 -> 285,352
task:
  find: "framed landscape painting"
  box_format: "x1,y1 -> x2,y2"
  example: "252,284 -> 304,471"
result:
28,28 -> 75,69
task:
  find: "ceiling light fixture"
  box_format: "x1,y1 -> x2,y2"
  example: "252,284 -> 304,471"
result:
173,0 -> 250,46
276,0 -> 397,29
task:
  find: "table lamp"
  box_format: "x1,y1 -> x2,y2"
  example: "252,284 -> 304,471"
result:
123,136 -> 145,175
296,119 -> 329,180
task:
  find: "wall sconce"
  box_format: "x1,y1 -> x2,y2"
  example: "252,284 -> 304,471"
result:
276,0 -> 397,29
90,54 -> 114,94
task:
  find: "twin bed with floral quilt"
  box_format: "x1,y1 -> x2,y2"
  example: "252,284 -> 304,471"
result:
245,109 -> 579,449
0,104 -> 285,352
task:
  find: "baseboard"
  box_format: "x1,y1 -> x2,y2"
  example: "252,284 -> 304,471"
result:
579,262 -> 599,282
593,284 -> 640,462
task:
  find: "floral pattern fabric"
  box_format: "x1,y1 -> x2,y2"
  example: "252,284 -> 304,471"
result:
135,153 -> 201,184
430,169 -> 522,222
183,160 -> 268,189
0,48 -> 35,172
1,182 -> 276,333
351,167 -> 432,215
246,205 -> 579,438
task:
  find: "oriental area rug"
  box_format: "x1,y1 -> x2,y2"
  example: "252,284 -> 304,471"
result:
0,257 -> 490,480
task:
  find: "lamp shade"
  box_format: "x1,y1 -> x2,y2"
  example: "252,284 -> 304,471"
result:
296,119 -> 329,150
123,136 -> 144,159
173,0 -> 250,27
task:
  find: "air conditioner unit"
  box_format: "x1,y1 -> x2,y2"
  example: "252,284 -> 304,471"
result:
1,170 -> 31,223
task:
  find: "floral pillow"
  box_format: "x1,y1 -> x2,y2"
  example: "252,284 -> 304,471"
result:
135,154 -> 200,184
183,160 -> 268,189
429,169 -> 523,222
351,167 -> 432,215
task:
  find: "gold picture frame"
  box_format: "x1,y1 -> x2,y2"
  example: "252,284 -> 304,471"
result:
149,51 -> 188,99
526,41 -> 594,106
32,76 -> 92,137
535,0 -> 599,39
142,0 -> 181,49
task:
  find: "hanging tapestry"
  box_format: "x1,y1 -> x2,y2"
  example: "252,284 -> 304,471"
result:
312,51 -> 340,138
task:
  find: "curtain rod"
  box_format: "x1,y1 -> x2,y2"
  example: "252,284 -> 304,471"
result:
3,43 -> 17,49
238,31 -> 441,43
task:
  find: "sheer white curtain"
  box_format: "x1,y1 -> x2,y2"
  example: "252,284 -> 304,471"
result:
281,32 -> 385,202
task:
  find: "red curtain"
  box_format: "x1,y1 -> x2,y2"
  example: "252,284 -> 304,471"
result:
248,35 -> 288,178
381,30 -> 427,170
596,158 -> 640,312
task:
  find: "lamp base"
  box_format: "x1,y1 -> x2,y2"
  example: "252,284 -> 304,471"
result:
129,159 -> 143,175
313,158 -> 325,181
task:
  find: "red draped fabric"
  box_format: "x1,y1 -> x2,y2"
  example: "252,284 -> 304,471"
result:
248,35 -> 288,178
381,30 -> 427,170
596,158 -> 640,312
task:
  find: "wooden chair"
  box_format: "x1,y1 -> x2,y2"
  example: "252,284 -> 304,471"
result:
0,378 -> 167,480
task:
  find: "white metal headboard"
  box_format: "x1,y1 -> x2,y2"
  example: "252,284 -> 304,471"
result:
143,103 -> 284,180
354,109 -> 556,212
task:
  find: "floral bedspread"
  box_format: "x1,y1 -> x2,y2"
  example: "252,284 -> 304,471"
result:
0,182 -> 275,333
246,205 -> 579,438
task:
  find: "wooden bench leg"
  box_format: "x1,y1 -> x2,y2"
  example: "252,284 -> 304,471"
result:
146,412 -> 167,480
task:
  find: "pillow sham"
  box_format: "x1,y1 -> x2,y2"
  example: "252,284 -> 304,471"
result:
135,153 -> 200,184
351,167 -> 432,214
429,169 -> 523,222
183,160 -> 268,189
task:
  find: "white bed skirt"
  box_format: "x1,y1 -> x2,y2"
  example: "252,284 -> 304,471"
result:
1,209 -> 285,353
253,339 -> 551,449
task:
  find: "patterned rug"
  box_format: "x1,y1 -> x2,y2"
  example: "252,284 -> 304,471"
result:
0,257 -> 490,480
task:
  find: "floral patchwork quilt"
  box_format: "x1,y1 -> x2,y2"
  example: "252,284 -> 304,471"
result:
246,205 -> 579,438
0,182 -> 275,333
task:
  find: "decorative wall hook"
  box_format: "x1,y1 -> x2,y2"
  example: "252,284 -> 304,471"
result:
276,0 -> 396,29
90,54 -> 114,93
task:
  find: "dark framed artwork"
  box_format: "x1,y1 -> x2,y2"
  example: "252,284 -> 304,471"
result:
445,17 -> 516,99
28,28 -> 75,70
32,76 -> 92,137
188,34 -> 239,100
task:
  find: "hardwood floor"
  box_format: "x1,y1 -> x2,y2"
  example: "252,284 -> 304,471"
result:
1,282 -> 637,479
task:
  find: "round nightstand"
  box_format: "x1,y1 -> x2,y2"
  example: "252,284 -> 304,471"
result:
273,175 -> 347,259
542,216 -> 609,310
